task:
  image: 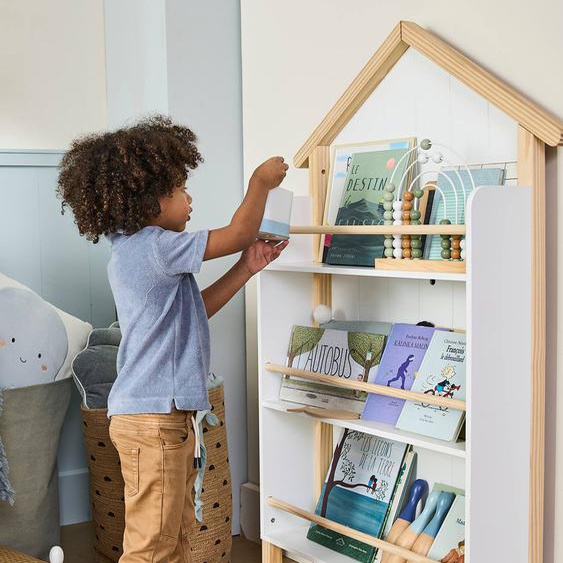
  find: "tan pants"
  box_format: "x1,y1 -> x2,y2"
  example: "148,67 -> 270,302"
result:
109,408 -> 199,562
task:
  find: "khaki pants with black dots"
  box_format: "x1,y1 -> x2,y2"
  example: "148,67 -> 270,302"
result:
109,408 -> 198,563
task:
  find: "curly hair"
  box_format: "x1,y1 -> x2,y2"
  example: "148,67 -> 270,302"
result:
57,115 -> 203,243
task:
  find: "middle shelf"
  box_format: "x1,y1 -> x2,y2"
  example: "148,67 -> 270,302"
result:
262,399 -> 466,459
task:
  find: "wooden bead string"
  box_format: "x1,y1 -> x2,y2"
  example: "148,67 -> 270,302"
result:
383,182 -> 396,258
401,191 -> 413,258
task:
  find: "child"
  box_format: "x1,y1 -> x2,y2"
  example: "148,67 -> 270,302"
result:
57,115 -> 289,562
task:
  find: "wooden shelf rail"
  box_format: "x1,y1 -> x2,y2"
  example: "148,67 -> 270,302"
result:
265,363 -> 467,412
290,224 -> 466,235
266,496 -> 440,563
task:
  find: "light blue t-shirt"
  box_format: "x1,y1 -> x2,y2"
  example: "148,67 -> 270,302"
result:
106,226 -> 211,417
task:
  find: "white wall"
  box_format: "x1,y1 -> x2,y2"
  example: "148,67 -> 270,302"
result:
241,1 -> 563,560
165,0 -> 246,534
0,0 -> 107,149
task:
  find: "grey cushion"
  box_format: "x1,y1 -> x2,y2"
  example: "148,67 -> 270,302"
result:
0,378 -> 71,559
72,326 -> 121,409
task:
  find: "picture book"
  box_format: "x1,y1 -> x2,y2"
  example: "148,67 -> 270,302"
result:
279,326 -> 387,413
395,331 -> 466,441
424,167 -> 505,259
325,148 -> 413,267
307,429 -> 409,562
361,323 -> 439,425
320,138 -> 416,262
427,494 -> 466,561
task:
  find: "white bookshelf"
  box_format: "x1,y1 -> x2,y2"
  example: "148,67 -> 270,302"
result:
258,185 -> 532,563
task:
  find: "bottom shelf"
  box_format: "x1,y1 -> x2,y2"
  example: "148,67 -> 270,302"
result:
264,497 -> 440,563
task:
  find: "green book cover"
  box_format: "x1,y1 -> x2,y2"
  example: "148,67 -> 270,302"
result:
307,430 -> 409,562
326,148 -> 410,267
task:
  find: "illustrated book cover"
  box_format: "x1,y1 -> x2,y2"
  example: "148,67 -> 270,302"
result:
279,326 -> 387,413
361,323 -> 439,425
307,429 -> 409,562
395,331 -> 466,441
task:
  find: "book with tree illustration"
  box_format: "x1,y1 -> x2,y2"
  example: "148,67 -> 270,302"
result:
361,323 -> 440,425
325,148 -> 413,266
306,429 -> 410,562
279,326 -> 387,413
395,331 -> 466,441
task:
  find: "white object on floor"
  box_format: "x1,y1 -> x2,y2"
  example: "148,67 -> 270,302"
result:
49,546 -> 64,563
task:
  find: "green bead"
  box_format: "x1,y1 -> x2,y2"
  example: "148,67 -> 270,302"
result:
441,239 -> 451,249
384,238 -> 393,248
411,219 -> 421,226
383,192 -> 395,202
411,234 -> 422,241
410,210 -> 421,221
441,249 -> 452,259
384,220 -> 393,226
383,201 -> 393,211
439,218 -> 451,225
411,249 -> 423,258
440,234 -> 451,240
411,240 -> 422,249
385,183 -> 396,193
384,248 -> 394,258
420,139 -> 432,150
384,211 -> 393,220
412,188 -> 424,199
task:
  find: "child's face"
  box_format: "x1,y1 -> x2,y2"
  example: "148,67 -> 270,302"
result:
154,182 -> 192,232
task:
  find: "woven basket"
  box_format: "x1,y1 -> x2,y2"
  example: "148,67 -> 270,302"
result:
0,546 -> 44,563
80,383 -> 232,563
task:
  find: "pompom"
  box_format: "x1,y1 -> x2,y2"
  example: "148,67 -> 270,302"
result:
313,304 -> 332,325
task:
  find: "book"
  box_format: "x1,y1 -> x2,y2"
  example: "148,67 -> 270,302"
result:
361,323 -> 439,425
279,326 -> 387,413
320,138 -> 416,262
325,148 -> 413,266
307,429 -> 409,562
395,331 -> 466,441
424,167 -> 505,259
427,494 -> 466,561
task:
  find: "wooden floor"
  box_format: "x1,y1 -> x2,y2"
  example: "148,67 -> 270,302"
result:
60,521 -> 291,562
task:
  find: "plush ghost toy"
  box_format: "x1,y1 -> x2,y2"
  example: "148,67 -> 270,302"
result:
0,287 -> 68,388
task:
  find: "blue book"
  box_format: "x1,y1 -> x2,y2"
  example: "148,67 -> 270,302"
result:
395,331 -> 466,441
307,430 -> 409,562
361,324 -> 439,425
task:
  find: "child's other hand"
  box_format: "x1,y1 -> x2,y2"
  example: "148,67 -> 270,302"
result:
251,157 -> 289,189
240,239 -> 289,276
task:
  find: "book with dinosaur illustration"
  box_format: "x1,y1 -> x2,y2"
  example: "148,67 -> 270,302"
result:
307,429 -> 410,562
279,326 -> 387,413
325,148 -> 412,266
361,323 -> 439,425
395,331 -> 466,441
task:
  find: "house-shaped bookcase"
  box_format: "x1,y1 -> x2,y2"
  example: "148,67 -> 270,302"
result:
258,21 -> 563,563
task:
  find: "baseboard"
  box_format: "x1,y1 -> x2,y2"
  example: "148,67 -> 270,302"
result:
240,482 -> 260,544
58,468 -> 91,525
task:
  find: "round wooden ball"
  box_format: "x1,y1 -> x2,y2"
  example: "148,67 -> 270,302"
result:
451,238 -> 461,249
441,239 -> 451,250
412,188 -> 424,199
441,249 -> 452,259
402,201 -> 413,211
393,248 -> 403,259
410,210 -> 421,221
402,211 -> 411,221
412,248 -> 423,259
403,249 -> 412,259
403,191 -> 414,201
384,248 -> 394,258
451,249 -> 461,259
402,238 -> 411,249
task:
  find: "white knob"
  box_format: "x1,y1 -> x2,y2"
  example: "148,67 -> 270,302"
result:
312,304 -> 332,325
49,546 -> 64,563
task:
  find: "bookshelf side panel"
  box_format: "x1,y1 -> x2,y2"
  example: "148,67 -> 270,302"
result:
467,185 -> 532,562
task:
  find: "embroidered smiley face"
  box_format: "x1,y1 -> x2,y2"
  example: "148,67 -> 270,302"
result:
0,287 -> 68,388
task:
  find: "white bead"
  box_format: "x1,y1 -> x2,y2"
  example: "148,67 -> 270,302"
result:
392,210 -> 402,221
432,152 -> 444,164
393,248 -> 403,259
417,153 -> 430,164
392,200 -> 403,211
312,304 -> 332,325
392,238 -> 402,249
460,239 -> 466,249
460,249 -> 466,260
49,547 -> 65,563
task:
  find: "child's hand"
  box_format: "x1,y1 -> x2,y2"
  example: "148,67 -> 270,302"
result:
251,157 -> 289,190
240,240 -> 289,276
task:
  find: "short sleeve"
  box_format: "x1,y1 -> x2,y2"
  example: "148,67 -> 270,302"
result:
153,229 -> 209,276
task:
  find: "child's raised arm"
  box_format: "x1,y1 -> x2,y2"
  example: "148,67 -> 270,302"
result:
203,156 -> 288,260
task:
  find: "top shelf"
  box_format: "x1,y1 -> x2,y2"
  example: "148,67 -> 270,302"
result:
266,260 -> 466,282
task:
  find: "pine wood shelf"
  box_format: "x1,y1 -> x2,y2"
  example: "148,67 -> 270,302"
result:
266,496 -> 441,563
290,225 -> 466,236
265,363 -> 467,412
